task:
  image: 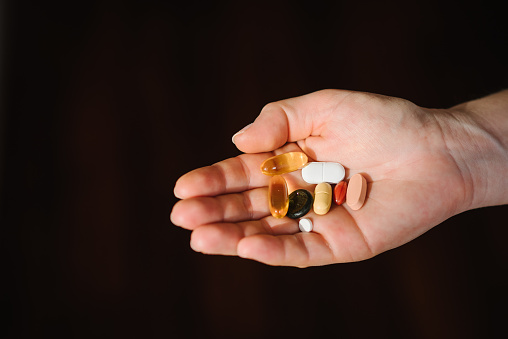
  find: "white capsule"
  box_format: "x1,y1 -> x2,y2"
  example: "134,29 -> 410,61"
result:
299,218 -> 313,232
302,162 -> 345,184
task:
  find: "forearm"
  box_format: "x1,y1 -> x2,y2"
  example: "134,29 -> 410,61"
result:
441,90 -> 508,210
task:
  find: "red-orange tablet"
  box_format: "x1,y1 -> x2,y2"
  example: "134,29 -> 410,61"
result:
333,181 -> 347,205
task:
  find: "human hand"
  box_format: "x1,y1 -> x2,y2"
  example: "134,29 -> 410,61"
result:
170,89 -> 502,267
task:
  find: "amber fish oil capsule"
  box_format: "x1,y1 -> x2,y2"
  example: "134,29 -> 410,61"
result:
268,175 -> 289,218
313,182 -> 332,215
260,152 -> 308,176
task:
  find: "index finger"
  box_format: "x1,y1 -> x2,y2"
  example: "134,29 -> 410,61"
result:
174,142 -> 312,199
174,152 -> 271,199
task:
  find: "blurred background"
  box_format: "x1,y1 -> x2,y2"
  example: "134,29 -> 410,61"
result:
1,1 -> 507,338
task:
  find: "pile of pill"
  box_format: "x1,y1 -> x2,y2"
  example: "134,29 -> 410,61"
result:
260,152 -> 368,232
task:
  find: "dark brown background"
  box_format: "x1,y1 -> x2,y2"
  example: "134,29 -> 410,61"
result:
1,1 -> 507,338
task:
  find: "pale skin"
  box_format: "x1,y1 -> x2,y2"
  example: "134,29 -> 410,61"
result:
171,89 -> 508,267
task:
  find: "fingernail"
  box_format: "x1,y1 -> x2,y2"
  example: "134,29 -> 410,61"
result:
232,123 -> 252,145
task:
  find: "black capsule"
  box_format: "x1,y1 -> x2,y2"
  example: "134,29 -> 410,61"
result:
287,189 -> 313,219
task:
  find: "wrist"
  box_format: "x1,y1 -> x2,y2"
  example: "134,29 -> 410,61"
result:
436,92 -> 508,211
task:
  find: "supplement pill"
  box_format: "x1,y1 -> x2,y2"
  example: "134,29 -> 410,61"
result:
268,175 -> 289,218
302,162 -> 345,184
313,182 -> 332,215
299,218 -> 313,232
260,152 -> 308,176
333,181 -> 347,205
287,189 -> 313,219
346,173 -> 367,210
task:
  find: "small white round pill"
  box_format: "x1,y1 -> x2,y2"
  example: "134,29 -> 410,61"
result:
299,218 -> 313,232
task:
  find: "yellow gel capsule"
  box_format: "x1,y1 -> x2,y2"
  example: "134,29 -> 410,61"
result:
314,182 -> 332,215
268,175 -> 289,218
260,152 -> 308,176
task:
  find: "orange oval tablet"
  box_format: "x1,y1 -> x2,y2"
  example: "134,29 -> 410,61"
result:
346,174 -> 367,210
260,152 -> 308,176
268,175 -> 289,218
333,181 -> 347,205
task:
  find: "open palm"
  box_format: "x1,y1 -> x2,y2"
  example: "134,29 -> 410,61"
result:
171,89 -> 467,267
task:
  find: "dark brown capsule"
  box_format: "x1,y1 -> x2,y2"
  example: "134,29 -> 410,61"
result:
287,189 -> 313,219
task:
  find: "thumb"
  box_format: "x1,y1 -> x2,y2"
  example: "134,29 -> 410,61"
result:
231,103 -> 291,153
232,89 -> 350,153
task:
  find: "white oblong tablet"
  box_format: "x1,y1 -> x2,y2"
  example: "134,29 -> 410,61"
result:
301,162 -> 345,184
299,218 -> 313,232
